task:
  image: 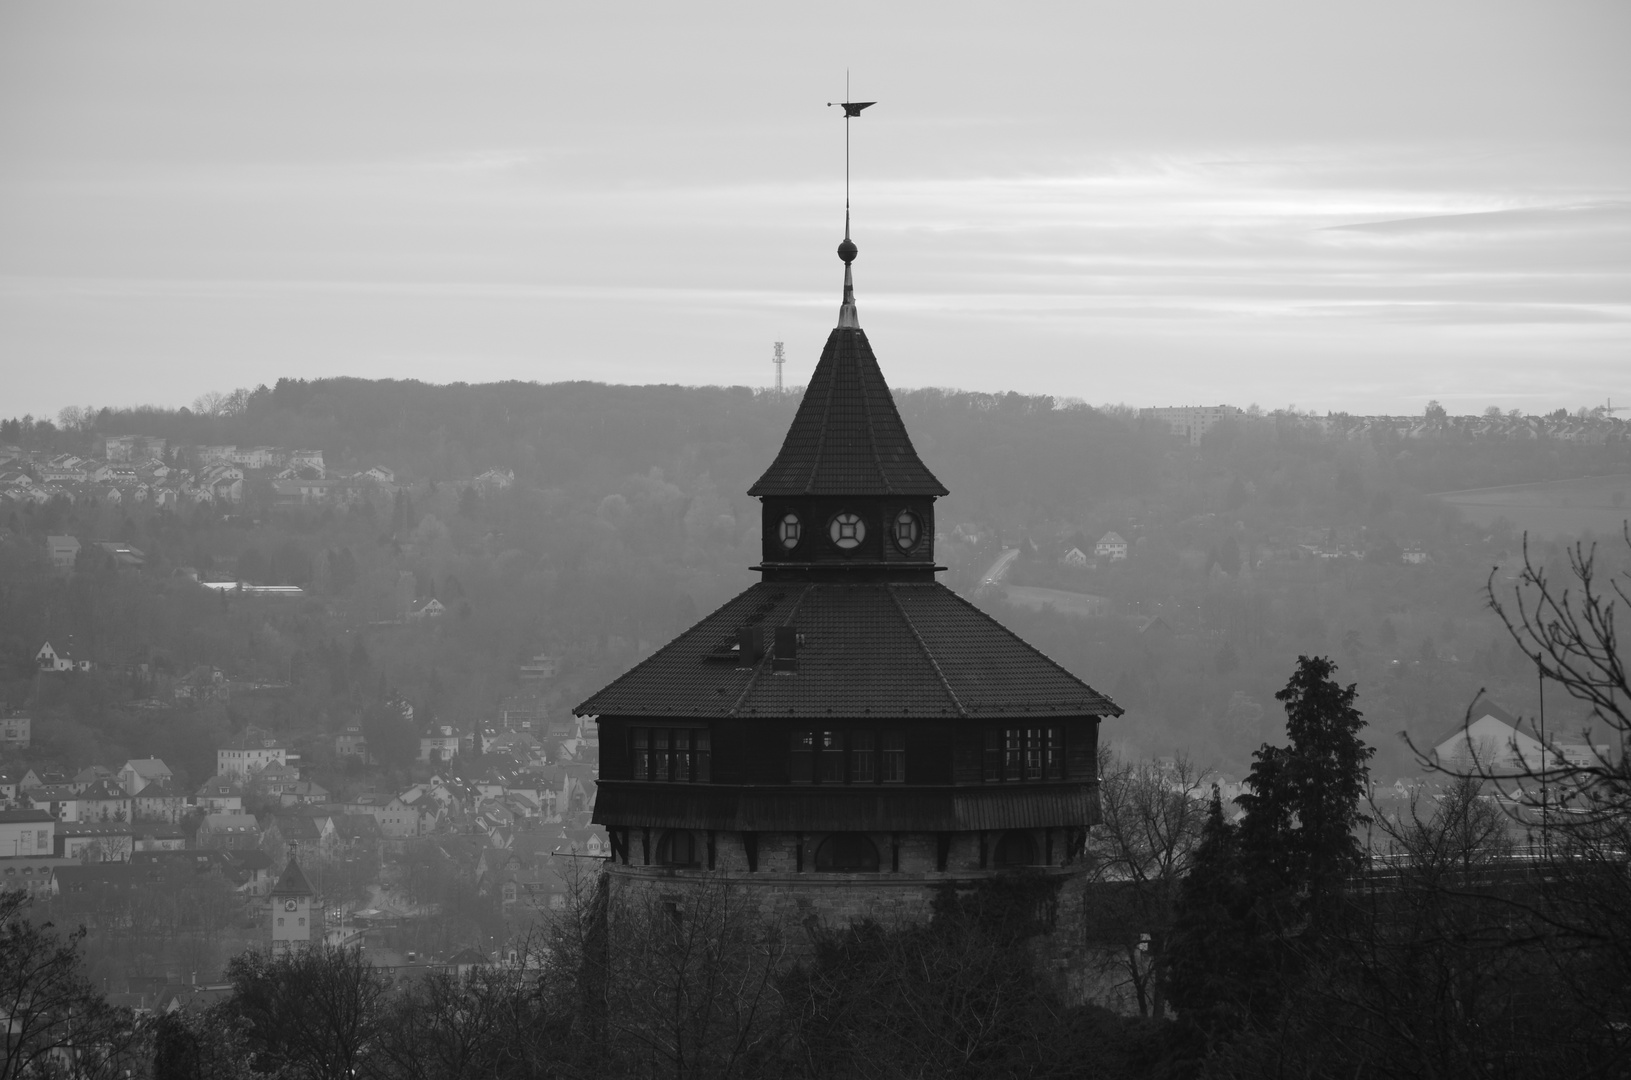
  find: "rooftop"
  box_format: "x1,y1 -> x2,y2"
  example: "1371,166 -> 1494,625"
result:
576,581 -> 1119,720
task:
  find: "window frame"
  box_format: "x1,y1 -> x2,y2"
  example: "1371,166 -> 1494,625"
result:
985,727 -> 1066,782
629,726 -> 713,783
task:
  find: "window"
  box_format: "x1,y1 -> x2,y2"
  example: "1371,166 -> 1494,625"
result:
881,731 -> 905,783
819,731 -> 845,783
632,727 -> 711,782
828,512 -> 866,550
656,830 -> 700,868
36,830 -> 48,851
694,730 -> 711,782
893,509 -> 921,552
778,513 -> 801,549
851,731 -> 876,783
986,728 -> 1065,782
815,833 -> 880,872
653,729 -> 670,781
790,731 -> 814,783
674,730 -> 691,782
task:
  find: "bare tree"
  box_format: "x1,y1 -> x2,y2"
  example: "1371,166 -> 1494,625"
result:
1083,751 -> 1209,1017
0,890 -> 147,1080
223,944 -> 391,1080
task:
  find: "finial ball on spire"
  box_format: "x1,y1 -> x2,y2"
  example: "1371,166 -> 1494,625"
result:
838,238 -> 858,264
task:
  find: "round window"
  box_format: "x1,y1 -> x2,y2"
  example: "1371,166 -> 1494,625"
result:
778,513 -> 802,550
893,509 -> 921,552
828,512 -> 866,550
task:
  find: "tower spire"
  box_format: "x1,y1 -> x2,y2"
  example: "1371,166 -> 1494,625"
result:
828,76 -> 874,330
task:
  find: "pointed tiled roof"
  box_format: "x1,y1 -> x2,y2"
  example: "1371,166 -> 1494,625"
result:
271,857 -> 314,897
747,328 -> 947,497
575,582 -> 1119,720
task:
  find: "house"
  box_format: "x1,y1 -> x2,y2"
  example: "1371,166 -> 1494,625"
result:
1060,546 -> 1089,567
0,857 -> 67,896
518,654 -> 558,682
278,781 -> 330,807
0,714 -> 30,751
56,822 -> 134,862
262,813 -> 337,864
197,812 -> 262,850
133,825 -> 188,851
195,775 -> 246,813
334,725 -> 370,763
118,758 -> 173,795
75,779 -> 132,823
419,724 -> 471,764
0,809 -> 55,858
45,534 -> 80,571
347,793 -> 422,839
1093,532 -> 1128,561
174,665 -> 229,703
218,730 -> 290,778
408,598 -> 446,621
25,785 -> 82,822
360,466 -> 395,485
92,540 -> 145,568
253,762 -> 301,795
473,468 -> 514,493
132,781 -> 187,824
445,947 -> 491,977
1402,548 -> 1430,565
1429,700 -> 1612,774
36,641 -> 92,673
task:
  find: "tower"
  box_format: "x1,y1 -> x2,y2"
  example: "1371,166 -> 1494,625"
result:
772,342 -> 786,394
269,852 -> 316,956
574,102 -> 1121,952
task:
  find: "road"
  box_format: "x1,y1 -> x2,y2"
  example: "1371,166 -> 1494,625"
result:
980,547 -> 1020,588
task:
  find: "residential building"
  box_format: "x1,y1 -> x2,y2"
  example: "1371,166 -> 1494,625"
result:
56,822 -> 134,862
334,724 -> 370,763
0,809 -> 55,858
198,813 -> 262,850
0,714 -> 30,751
1429,700 -> 1612,773
75,779 -> 132,823
1094,532 -> 1128,561
118,758 -> 173,795
420,724 -> 471,763
195,775 -> 246,813
36,641 -> 92,673
132,782 -> 187,823
45,535 -> 80,571
218,730 -> 290,778
1141,404 -> 1244,446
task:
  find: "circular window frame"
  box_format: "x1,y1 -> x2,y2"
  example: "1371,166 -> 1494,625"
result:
893,509 -> 921,553
827,511 -> 867,551
777,512 -> 802,550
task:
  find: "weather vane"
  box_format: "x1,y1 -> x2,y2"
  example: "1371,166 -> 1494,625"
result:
827,72 -> 875,244
827,73 -> 874,329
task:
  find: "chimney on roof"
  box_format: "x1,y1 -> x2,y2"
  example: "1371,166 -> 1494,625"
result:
736,626 -> 763,668
773,627 -> 798,673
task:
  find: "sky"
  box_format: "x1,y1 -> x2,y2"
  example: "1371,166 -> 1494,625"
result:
2,1 -> 1627,419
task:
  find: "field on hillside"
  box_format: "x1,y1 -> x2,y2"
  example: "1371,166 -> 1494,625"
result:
1438,473 -> 1631,541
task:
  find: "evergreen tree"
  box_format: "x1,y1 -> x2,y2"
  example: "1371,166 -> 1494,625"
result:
1237,654 -> 1373,925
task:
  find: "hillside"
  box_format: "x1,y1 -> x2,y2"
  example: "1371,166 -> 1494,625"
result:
2,377 -> 1629,786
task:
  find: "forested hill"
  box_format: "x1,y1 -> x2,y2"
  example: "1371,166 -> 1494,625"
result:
3,377 -> 1629,786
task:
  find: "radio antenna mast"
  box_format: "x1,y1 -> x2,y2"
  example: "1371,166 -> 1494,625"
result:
772,342 -> 786,394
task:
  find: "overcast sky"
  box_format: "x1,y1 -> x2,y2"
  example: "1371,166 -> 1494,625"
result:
2,1 -> 1627,419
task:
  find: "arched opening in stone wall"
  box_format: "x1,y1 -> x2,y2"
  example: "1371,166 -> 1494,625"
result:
814,832 -> 880,872
655,830 -> 701,868
993,830 -> 1038,868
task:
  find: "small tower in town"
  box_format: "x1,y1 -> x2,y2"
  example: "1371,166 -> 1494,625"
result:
574,98 -> 1122,974
270,851 -> 316,956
